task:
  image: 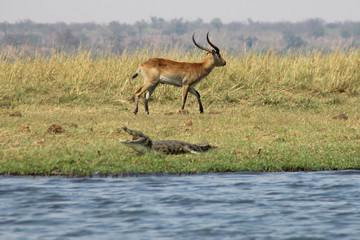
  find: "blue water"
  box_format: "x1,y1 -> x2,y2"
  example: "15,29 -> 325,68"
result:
1,171 -> 360,240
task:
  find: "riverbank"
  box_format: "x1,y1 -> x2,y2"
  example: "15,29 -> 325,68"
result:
1,50 -> 360,176
1,99 -> 359,176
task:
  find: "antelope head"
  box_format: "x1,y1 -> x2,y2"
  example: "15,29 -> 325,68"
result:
192,32 -> 226,67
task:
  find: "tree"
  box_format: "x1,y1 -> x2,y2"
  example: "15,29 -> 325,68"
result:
150,16 -> 165,29
247,18 -> 255,25
305,19 -> 325,39
195,18 -> 204,26
238,35 -> 258,50
109,21 -> 123,34
55,29 -> 80,48
245,37 -> 257,49
135,20 -> 148,35
282,31 -> 306,49
1,33 -> 41,47
164,18 -> 187,35
211,18 -> 222,30
110,34 -> 126,54
340,29 -> 351,39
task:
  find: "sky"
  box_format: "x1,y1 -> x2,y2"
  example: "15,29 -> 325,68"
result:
1,0 -> 360,24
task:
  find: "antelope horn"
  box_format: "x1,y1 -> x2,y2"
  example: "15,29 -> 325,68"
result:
192,33 -> 213,53
206,32 -> 220,53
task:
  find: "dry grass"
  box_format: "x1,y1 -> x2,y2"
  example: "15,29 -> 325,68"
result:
1,48 -> 360,108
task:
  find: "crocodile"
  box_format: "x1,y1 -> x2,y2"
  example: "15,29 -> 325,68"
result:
120,126 -> 215,155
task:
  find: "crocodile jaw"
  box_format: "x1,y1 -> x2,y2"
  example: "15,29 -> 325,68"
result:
120,139 -> 151,154
120,126 -> 152,154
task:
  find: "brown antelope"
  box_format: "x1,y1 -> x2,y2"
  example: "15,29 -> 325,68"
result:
132,32 -> 226,115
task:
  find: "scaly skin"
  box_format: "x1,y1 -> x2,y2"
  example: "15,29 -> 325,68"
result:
120,126 -> 214,155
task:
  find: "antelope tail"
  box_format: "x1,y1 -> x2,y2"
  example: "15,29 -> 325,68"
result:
132,68 -> 141,79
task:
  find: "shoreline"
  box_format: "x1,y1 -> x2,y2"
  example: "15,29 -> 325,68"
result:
2,102 -> 359,176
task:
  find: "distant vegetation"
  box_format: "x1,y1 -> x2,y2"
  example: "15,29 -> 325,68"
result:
1,18 -> 360,56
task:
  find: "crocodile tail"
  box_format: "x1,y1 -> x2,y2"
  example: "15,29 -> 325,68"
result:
198,143 -> 216,151
188,143 -> 215,153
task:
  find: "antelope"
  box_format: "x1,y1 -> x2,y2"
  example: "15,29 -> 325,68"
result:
132,32 -> 226,115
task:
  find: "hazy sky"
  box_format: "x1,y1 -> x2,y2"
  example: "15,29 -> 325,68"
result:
1,0 -> 360,24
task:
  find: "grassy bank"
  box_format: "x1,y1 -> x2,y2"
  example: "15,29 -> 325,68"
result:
1,49 -> 360,176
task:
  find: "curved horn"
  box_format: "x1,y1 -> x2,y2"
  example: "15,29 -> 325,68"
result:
192,33 -> 212,53
206,32 -> 220,53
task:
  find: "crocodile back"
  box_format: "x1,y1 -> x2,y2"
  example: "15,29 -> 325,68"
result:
152,140 -> 213,155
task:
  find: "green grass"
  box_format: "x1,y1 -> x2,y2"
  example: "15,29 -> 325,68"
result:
1,48 -> 360,176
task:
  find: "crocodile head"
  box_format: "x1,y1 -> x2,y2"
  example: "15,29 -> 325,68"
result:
120,126 -> 152,154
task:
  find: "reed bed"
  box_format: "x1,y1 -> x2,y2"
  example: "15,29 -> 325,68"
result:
1,48 -> 360,107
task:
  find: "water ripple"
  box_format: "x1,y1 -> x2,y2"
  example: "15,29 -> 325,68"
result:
1,171 -> 360,239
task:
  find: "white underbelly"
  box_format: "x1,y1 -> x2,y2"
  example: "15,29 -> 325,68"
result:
159,77 -> 182,87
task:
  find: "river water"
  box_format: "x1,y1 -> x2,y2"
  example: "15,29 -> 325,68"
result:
1,171 -> 360,240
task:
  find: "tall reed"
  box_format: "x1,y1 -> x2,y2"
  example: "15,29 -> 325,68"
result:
1,48 -> 360,107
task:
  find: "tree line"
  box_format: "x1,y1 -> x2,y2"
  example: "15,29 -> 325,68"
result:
1,18 -> 360,56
